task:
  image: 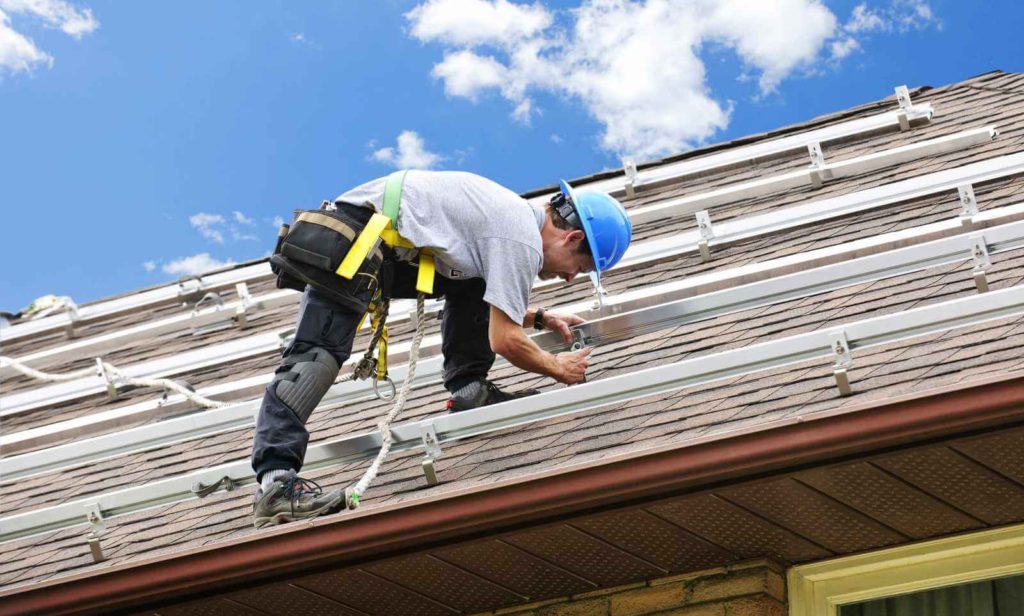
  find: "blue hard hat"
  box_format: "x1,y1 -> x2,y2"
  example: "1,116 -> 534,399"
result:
558,180 -> 632,287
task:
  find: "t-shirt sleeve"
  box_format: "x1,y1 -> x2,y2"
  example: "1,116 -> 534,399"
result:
476,237 -> 542,324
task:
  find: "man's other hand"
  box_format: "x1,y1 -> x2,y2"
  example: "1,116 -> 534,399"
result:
543,311 -> 586,344
554,347 -> 591,384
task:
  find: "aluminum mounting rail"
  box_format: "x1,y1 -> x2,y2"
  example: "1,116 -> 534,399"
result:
626,126 -> 996,222
7,215 -> 1024,481
0,328 -> 291,416
6,145 -> 1022,418
535,86 -> 934,200
8,197 -> 1024,456
0,288 -> 297,380
1,261 -> 274,343
4,280 -> 1023,543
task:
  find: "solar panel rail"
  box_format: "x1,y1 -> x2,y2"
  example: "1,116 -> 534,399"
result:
4,146 -> 1020,417
3,277 -> 1023,543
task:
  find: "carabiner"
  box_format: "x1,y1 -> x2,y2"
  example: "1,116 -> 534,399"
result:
373,376 -> 396,401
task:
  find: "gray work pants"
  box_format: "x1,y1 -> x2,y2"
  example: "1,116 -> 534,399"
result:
251,263 -> 494,480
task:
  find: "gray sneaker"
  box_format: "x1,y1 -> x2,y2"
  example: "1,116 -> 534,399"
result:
253,471 -> 345,529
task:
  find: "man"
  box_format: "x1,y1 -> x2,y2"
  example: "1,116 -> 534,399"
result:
251,171 -> 632,528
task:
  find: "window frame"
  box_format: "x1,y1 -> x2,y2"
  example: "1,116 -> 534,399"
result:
787,524 -> 1024,616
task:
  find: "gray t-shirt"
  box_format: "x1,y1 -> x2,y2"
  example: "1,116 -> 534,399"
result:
336,171 -> 544,324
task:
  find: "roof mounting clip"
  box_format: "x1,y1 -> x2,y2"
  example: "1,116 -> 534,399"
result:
807,143 -> 828,188
696,210 -> 714,262
590,273 -> 609,311
177,276 -> 205,301
622,158 -> 639,198
958,184 -> 979,230
192,475 -> 237,498
95,358 -> 120,401
829,330 -> 853,397
62,300 -> 81,340
895,85 -> 913,131
969,233 -> 992,293
420,423 -> 444,486
84,502 -> 106,562
235,282 -> 253,329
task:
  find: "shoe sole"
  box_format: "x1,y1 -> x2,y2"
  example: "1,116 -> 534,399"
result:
253,491 -> 346,529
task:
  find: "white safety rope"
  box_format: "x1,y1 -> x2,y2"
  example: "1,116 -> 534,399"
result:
348,293 -> 426,507
0,355 -> 227,409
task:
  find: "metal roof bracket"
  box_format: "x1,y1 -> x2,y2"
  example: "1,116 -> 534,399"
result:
86,532 -> 105,564
420,423 -> 444,486
895,85 -> 913,131
590,274 -> 609,311
95,358 -> 119,401
235,283 -> 253,329
177,276 -> 205,301
808,142 -> 827,188
696,210 -> 714,262
958,183 -> 979,230
85,502 -> 106,562
622,158 -> 639,198
970,233 -> 992,293
829,330 -> 853,397
62,301 -> 80,340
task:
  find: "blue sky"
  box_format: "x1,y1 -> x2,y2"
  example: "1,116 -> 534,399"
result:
0,0 -> 1021,311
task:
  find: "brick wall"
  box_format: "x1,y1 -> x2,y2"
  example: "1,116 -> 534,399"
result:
475,560 -> 786,616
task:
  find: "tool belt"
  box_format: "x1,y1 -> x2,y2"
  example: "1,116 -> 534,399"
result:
270,170 -> 436,396
270,170 -> 435,308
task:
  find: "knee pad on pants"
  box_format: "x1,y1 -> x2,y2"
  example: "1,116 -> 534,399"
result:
272,347 -> 340,424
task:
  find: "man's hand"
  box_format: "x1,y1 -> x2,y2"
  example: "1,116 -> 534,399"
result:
542,311 -> 586,344
554,347 -> 592,384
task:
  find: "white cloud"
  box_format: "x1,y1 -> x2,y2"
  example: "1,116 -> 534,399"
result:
189,212 -> 226,244
0,0 -> 98,37
407,0 -> 552,48
233,210 -> 254,225
0,0 -> 97,75
431,50 -> 507,100
406,0 -> 939,159
843,1 -> 939,34
549,133 -> 563,144
830,37 -> 860,60
0,9 -> 50,73
272,215 -> 285,228
162,253 -> 235,277
372,130 -> 445,169
290,32 -> 308,44
142,260 -> 156,273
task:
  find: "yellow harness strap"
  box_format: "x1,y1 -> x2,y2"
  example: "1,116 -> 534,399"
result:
334,171 -> 435,295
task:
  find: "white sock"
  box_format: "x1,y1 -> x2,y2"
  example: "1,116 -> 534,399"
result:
261,469 -> 292,492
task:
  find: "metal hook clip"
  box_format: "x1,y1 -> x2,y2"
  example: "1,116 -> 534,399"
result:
373,376 -> 396,401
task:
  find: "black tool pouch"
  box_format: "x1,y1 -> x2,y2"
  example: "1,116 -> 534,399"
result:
270,204 -> 391,314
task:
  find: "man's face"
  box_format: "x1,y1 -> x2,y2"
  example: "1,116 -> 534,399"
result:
540,229 -> 595,283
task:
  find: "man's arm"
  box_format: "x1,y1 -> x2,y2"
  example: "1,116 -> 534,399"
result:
490,306 -> 590,384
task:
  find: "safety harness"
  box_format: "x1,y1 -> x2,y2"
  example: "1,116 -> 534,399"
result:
333,170 -> 435,399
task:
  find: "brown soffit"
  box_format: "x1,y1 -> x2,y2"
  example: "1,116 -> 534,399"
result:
4,370 -> 1024,616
